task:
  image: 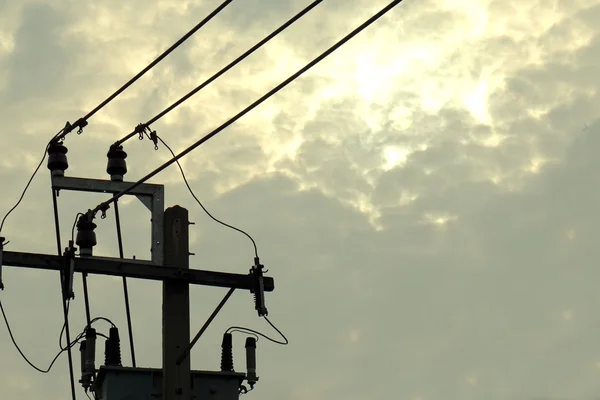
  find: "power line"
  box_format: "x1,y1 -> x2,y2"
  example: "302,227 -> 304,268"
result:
1,1 -> 233,234
90,0 -> 404,217
115,0 -> 323,146
54,0 -> 233,142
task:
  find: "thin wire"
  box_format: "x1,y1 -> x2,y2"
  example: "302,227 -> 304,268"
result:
71,212 -> 84,242
0,299 -> 84,373
116,0 -> 323,145
0,142 -> 51,234
114,200 -> 137,367
157,135 -> 259,258
227,329 -> 259,342
90,0 -> 404,215
227,316 -> 288,345
53,0 -> 233,142
59,300 -> 71,351
83,0 -> 232,123
88,316 -> 117,328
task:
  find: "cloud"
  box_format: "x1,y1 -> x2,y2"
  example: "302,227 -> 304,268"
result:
3,1 -> 600,400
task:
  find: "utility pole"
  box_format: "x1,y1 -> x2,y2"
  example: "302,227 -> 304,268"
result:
1,170 -> 274,399
163,206 -> 191,400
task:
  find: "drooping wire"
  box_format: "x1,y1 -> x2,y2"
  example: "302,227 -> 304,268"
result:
227,329 -> 259,341
0,299 -> 87,374
0,133 -> 61,234
115,0 -> 323,146
53,0 -> 233,143
71,212 -> 84,242
51,187 -> 77,400
87,316 -> 117,329
227,316 -> 288,345
113,200 -> 137,367
156,134 -> 259,258
89,0 -> 405,216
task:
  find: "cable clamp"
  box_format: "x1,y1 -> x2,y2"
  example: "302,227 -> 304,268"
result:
149,130 -> 159,150
0,237 -> 5,290
62,240 -> 76,300
98,203 -> 110,219
135,123 -> 148,140
74,118 -> 88,135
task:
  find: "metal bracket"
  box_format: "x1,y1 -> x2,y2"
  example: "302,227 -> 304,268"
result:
51,176 -> 164,266
0,237 -> 4,290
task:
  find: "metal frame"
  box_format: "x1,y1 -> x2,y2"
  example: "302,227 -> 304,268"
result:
51,175 -> 164,265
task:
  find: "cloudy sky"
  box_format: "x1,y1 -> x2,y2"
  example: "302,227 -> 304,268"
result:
1,0 -> 600,399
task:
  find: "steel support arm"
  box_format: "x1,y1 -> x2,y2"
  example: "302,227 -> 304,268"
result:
2,251 -> 274,291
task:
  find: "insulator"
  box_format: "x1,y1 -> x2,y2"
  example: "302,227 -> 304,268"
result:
106,144 -> 128,182
79,340 -> 91,389
251,259 -> 268,317
221,333 -> 234,372
47,141 -> 69,177
76,215 -> 97,257
245,337 -> 258,387
105,327 -> 121,366
85,328 -> 97,377
104,337 -> 111,366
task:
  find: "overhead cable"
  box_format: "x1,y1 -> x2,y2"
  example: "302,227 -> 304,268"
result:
115,0 -> 323,146
53,0 -> 233,142
89,0 -> 404,216
0,1 -> 232,233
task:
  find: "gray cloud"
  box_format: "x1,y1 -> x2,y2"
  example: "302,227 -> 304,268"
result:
2,1 -> 600,400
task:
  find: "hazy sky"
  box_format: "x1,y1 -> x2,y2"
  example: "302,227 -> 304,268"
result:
1,0 -> 600,399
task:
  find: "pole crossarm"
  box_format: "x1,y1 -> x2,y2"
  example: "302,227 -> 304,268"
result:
2,251 -> 274,291
52,176 -> 163,196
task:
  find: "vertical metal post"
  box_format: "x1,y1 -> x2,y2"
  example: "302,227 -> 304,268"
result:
150,185 -> 164,266
163,206 -> 190,400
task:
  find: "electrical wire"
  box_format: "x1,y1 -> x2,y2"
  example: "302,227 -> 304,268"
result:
89,0 -> 404,217
87,316 -> 117,328
0,299 -> 85,373
156,135 -> 259,258
71,212 -> 84,242
0,140 -> 56,234
115,0 -> 323,146
53,0 -> 233,143
113,200 -> 136,367
227,315 -> 288,345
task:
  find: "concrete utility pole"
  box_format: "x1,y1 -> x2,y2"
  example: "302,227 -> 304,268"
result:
163,206 -> 191,400
0,173 -> 274,400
